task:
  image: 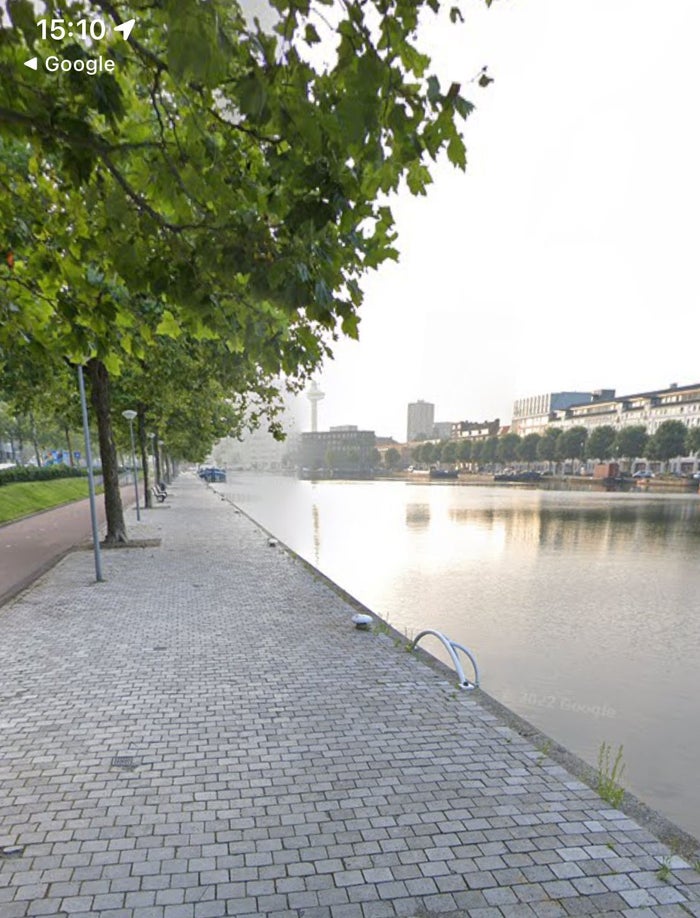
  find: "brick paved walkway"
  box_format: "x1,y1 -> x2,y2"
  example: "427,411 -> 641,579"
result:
1,474 -> 699,918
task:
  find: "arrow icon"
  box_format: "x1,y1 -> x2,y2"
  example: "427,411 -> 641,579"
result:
114,18 -> 135,41
24,57 -> 38,70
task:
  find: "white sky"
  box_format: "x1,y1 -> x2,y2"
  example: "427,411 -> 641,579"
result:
297,0 -> 700,440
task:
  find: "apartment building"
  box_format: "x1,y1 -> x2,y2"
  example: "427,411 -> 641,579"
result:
551,382 -> 700,435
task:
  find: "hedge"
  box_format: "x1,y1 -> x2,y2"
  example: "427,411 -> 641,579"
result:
0,465 -> 89,486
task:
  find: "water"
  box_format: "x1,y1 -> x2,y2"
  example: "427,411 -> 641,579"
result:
220,474 -> 700,839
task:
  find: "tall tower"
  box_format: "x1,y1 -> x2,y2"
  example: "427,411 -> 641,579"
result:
307,380 -> 325,432
407,400 -> 434,442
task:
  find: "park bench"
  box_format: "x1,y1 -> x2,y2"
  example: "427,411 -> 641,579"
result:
152,483 -> 167,503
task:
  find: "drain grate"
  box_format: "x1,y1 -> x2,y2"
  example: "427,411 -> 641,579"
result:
110,756 -> 139,771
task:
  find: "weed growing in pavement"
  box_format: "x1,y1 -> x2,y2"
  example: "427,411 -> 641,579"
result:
597,741 -> 626,808
656,855 -> 673,883
536,739 -> 552,766
373,618 -> 392,637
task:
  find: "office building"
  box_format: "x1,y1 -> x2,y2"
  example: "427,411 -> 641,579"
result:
300,428 -> 376,472
511,391 -> 611,436
407,400 -> 434,442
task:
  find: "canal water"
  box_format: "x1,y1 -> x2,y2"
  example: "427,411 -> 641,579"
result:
219,474 -> 700,840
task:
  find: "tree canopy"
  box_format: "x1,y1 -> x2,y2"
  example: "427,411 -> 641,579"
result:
2,0 -> 480,369
1,0 -> 487,539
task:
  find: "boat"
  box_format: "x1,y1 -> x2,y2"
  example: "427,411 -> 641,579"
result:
493,470 -> 543,483
429,467 -> 459,480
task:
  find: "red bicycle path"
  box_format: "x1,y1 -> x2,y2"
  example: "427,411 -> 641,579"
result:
0,484 -> 136,607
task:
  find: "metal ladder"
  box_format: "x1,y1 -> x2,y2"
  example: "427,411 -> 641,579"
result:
410,629 -> 480,690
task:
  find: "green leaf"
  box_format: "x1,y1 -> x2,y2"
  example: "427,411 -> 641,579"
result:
406,162 -> 432,195
453,96 -> 475,120
447,134 -> 467,169
166,1 -> 228,84
7,0 -> 35,43
236,73 -> 269,122
155,310 -> 181,339
341,311 -> 360,339
427,76 -> 441,104
304,24 -> 321,44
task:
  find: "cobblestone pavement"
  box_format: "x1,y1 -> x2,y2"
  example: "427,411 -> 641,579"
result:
1,474 -> 699,918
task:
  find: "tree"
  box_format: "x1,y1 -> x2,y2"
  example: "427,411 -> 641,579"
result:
517,433 -> 541,466
457,439 -> 473,464
440,440 -> 459,463
419,442 -> 438,465
1,0 -> 484,540
480,437 -> 498,466
385,447 -> 402,470
497,433 -> 521,465
585,425 -> 616,462
537,428 -> 561,471
470,440 -> 483,466
613,425 -> 648,463
647,420 -> 688,464
686,426 -> 700,456
557,426 -> 588,465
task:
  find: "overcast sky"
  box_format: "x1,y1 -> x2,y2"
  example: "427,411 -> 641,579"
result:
278,0 -> 700,440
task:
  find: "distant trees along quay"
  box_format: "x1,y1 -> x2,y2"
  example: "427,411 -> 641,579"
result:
410,420 -> 700,477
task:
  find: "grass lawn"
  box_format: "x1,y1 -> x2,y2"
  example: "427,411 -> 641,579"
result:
0,478 -> 102,525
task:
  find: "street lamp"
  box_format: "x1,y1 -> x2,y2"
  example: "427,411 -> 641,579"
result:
122,410 -> 141,522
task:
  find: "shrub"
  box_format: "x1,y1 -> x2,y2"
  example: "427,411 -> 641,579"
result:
0,465 -> 88,486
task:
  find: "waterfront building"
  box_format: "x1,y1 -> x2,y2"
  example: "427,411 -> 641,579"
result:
431,421 -> 454,441
511,391 -> 608,436
300,428 -> 376,472
452,418 -> 500,441
550,382 -> 700,437
407,400 -> 434,442
213,428 -> 301,471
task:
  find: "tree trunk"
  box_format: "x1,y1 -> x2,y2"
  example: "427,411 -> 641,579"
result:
87,358 -> 128,544
153,429 -> 162,488
65,428 -> 74,467
29,413 -> 42,467
137,405 -> 152,509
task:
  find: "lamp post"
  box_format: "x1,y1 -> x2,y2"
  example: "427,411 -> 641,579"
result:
122,410 -> 141,522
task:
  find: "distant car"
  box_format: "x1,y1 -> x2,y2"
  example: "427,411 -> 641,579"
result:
632,470 -> 654,479
692,472 -> 700,480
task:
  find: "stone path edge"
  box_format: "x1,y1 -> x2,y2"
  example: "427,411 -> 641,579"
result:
211,482 -> 700,865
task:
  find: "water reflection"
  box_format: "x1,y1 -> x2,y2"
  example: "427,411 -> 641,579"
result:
446,494 -> 700,553
405,503 -> 430,529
